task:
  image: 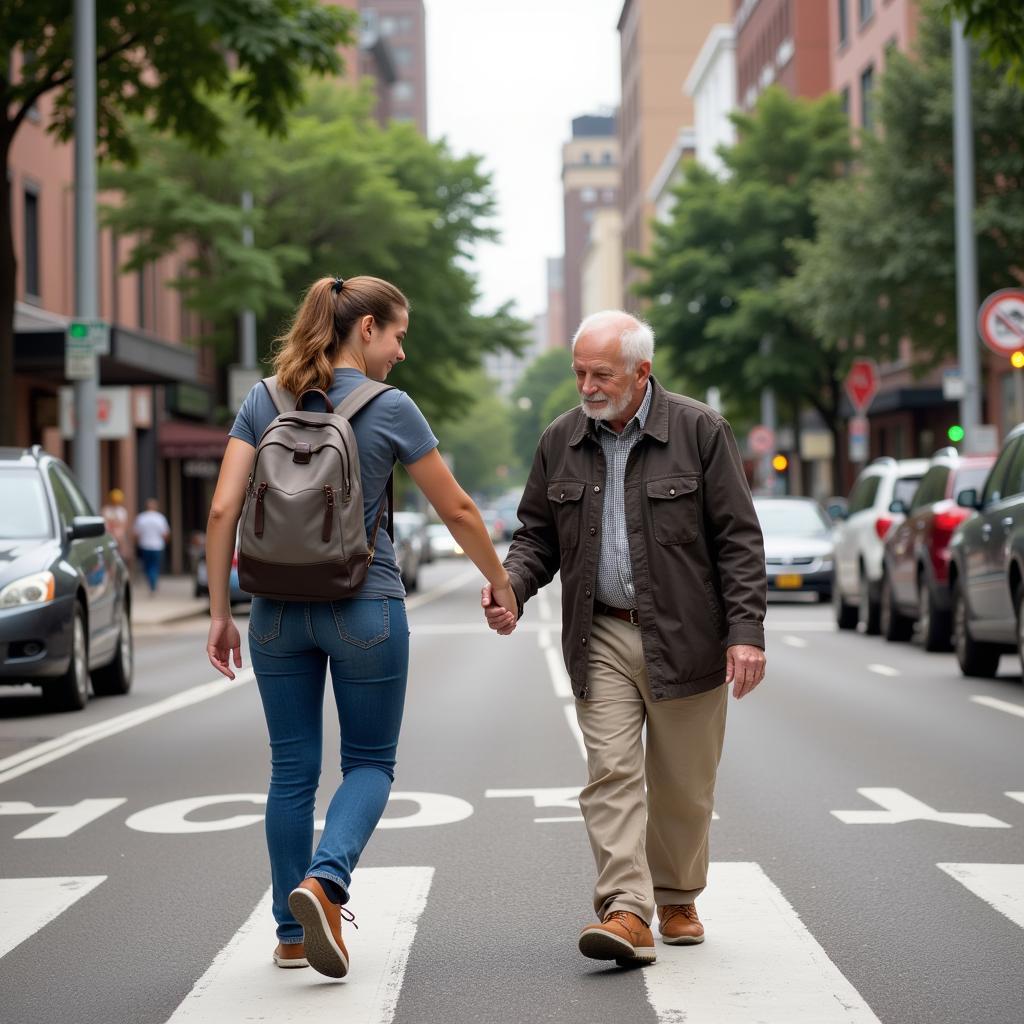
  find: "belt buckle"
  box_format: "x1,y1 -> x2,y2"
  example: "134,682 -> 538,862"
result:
628,608 -> 639,626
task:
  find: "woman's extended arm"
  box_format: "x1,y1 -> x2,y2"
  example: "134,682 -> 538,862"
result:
205,438 -> 256,677
405,449 -> 518,628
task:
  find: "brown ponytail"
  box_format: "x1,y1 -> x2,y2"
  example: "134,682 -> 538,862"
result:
272,276 -> 409,396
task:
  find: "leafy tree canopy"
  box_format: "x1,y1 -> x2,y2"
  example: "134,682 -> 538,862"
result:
939,0 -> 1024,85
510,348 -> 576,457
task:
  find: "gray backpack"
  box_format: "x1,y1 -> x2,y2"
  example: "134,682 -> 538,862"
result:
237,377 -> 394,601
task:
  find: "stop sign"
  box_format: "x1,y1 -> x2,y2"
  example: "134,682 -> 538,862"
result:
845,359 -> 879,412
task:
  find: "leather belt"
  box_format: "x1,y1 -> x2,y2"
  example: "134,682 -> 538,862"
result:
594,600 -> 640,626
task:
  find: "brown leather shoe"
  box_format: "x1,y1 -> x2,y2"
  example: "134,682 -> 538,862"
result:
272,941 -> 309,968
578,910 -> 657,964
658,903 -> 705,945
287,878 -> 351,978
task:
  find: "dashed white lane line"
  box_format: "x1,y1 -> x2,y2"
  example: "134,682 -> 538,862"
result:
0,671 -> 255,787
970,695 -> 1024,720
867,663 -> 901,677
781,635 -> 809,648
938,863 -> 1024,931
166,866 -> 433,1023
563,704 -> 589,762
0,876 -> 106,959
642,862 -> 882,1023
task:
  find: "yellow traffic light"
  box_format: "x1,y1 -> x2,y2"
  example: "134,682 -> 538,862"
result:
1012,350 -> 1024,369
771,454 -> 789,472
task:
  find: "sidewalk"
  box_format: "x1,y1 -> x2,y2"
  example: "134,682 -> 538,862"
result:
131,574 -> 209,627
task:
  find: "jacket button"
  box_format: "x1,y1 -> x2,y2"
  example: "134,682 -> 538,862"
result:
560,491 -> 565,500
581,637 -> 588,646
594,485 -> 601,493
669,488 -> 676,495
585,587 -> 592,597
589,527 -> 596,535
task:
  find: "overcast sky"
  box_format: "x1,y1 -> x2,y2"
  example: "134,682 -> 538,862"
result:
425,0 -> 624,325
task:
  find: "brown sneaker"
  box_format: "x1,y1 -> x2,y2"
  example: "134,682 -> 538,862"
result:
287,878 -> 352,978
658,903 -> 705,945
578,910 -> 657,965
272,941 -> 309,968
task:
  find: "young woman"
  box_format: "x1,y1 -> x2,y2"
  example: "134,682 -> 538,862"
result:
204,275 -> 517,979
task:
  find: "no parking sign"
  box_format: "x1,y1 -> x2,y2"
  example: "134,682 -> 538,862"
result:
977,289 -> 1024,356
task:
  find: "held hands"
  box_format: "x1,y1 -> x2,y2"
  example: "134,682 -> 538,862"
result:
481,580 -> 518,636
207,616 -> 243,680
726,643 -> 766,699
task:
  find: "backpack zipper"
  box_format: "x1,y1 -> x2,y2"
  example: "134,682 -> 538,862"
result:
323,485 -> 335,542
254,482 -> 269,537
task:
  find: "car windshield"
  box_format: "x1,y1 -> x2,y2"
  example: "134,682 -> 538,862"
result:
754,500 -> 831,538
893,476 -> 923,508
0,469 -> 52,539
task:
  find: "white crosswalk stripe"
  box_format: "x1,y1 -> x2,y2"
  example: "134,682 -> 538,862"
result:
0,876 -> 106,960
165,866 -> 433,1023
937,863 -> 1024,931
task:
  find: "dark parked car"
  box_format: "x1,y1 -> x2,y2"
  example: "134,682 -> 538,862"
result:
754,496 -> 834,600
948,424 -> 1024,677
0,447 -> 133,710
391,513 -> 424,592
880,448 -> 994,649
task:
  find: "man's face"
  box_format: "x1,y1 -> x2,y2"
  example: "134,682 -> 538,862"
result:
572,328 -> 649,423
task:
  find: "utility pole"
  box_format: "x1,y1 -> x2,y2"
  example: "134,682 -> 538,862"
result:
240,191 -> 257,370
952,17 -> 982,449
73,0 -> 100,507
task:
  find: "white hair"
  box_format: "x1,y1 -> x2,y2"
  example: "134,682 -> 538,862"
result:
571,310 -> 655,369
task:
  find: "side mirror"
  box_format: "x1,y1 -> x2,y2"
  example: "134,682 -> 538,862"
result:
888,499 -> 907,515
68,515 -> 106,541
956,488 -> 979,510
826,503 -> 847,521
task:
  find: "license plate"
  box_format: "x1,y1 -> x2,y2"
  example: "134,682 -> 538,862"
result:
775,574 -> 803,589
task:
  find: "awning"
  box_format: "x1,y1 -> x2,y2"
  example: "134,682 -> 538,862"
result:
159,419 -> 230,459
15,325 -> 199,385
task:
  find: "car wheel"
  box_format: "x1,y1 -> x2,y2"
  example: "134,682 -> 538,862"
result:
92,604 -> 133,696
833,579 -> 857,630
46,605 -> 89,711
880,573 -> 913,642
952,581 -> 1000,678
858,572 -> 881,635
917,573 -> 951,652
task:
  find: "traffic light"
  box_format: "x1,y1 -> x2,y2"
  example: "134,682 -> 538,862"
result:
771,453 -> 789,472
1012,351 -> 1024,369
947,425 -> 965,443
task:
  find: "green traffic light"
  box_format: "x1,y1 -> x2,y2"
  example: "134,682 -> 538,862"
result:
947,425 -> 965,443
69,322 -> 89,338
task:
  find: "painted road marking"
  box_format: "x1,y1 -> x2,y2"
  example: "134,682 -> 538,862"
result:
0,798 -> 126,839
867,663 -> 901,677
405,566 -> 481,611
970,695 -> 1024,720
781,635 -> 809,648
539,629 -> 572,697
166,866 -> 433,1023
0,876 -> 106,959
832,788 -> 1011,827
763,621 -> 835,631
0,670 -> 255,787
1007,792 -> 1024,807
642,862 -> 881,1023
411,621 -> 558,635
563,704 -> 588,762
938,863 -> 1024,931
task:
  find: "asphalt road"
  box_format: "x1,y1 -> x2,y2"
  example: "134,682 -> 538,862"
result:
1,559 -> 1022,1024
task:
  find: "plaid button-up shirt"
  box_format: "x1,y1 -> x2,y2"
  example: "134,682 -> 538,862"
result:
594,382 -> 652,609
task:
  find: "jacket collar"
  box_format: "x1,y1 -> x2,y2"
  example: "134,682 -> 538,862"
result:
569,374 -> 670,447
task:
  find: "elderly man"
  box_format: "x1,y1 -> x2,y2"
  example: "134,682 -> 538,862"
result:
483,310 -> 766,965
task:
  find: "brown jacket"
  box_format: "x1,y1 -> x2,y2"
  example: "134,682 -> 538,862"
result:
505,377 -> 766,701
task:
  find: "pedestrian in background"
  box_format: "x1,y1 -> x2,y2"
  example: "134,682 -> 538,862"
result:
101,488 -> 131,565
482,310 -> 767,966
204,275 -> 517,980
133,498 -> 170,593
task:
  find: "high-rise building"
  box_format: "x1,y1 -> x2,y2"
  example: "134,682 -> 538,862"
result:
617,0 -> 731,309
546,258 -> 567,350
561,114 -> 619,341
360,1 -> 428,134
685,24 -> 737,177
734,0 -> 831,111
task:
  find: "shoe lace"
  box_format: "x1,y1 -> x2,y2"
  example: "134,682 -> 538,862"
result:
605,910 -> 637,926
662,904 -> 698,924
340,906 -> 359,930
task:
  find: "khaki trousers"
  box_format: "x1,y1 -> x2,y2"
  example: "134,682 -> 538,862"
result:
574,614 -> 728,925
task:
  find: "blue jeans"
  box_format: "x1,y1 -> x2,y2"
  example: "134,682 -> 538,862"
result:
248,596 -> 409,943
139,548 -> 162,592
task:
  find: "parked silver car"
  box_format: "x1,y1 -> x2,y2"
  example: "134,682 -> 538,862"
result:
754,496 -> 834,600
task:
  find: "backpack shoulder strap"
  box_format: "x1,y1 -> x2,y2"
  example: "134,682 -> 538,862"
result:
335,380 -> 395,421
261,376 -> 295,416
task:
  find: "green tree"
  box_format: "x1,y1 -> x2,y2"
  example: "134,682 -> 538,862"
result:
511,348 -> 575,457
637,86 -> 853,488
0,0 -> 355,444
940,0 -> 1024,84
100,80 -> 528,424
788,3 -> 1024,373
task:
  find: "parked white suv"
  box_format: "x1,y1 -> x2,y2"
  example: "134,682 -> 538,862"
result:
833,456 -> 929,633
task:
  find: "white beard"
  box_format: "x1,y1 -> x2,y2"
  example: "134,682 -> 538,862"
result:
580,390 -> 631,422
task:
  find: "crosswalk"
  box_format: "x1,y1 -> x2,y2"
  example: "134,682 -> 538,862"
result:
3,859 -> 1022,1022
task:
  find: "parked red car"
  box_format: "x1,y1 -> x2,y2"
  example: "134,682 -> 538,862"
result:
879,447 -> 995,649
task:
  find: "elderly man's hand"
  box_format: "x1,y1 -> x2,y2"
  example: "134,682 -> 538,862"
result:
726,644 -> 765,698
481,582 -> 518,636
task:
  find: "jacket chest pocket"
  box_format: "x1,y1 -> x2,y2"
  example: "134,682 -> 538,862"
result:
548,480 -> 586,549
646,476 -> 699,545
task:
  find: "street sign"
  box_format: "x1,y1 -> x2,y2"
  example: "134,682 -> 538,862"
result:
977,289 -> 1024,357
748,424 -> 775,455
942,368 -> 964,401
58,387 -> 131,439
67,318 -> 110,355
844,359 -> 879,412
848,415 -> 869,463
64,336 -> 96,380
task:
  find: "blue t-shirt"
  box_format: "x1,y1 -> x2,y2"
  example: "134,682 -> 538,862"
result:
229,368 -> 438,599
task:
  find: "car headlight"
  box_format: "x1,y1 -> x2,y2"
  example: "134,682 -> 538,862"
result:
0,571 -> 56,608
